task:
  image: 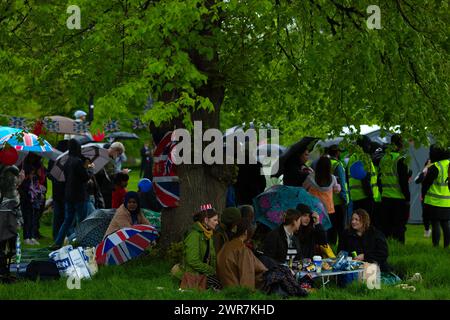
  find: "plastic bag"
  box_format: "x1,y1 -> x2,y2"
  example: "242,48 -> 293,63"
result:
49,245 -> 93,279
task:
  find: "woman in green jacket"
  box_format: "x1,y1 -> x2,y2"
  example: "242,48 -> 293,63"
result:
183,203 -> 222,290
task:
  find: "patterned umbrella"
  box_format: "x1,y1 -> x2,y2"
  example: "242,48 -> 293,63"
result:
253,185 -> 332,230
75,209 -> 117,248
95,225 -> 159,265
43,116 -> 90,135
0,126 -> 53,153
50,143 -> 110,181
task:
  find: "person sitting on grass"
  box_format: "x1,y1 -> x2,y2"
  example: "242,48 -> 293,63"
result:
295,204 -> 328,259
213,207 -> 241,253
338,208 -> 391,272
111,172 -> 129,209
263,208 -> 302,265
216,218 -> 268,290
182,204 -> 222,290
104,191 -> 150,238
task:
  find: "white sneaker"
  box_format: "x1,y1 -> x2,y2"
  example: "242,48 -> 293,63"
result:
31,238 -> 40,245
24,239 -> 33,245
424,230 -> 431,238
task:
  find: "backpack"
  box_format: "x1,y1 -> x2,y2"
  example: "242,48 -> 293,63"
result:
25,261 -> 60,281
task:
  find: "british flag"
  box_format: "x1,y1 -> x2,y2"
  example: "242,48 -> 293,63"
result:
153,131 -> 180,208
95,225 -> 159,265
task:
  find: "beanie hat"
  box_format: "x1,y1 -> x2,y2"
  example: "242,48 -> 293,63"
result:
221,207 -> 241,226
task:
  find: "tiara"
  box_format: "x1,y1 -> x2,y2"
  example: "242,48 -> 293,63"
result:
199,203 -> 213,212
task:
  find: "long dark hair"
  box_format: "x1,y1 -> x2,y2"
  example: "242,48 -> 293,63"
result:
296,204 -> 314,241
315,156 -> 332,187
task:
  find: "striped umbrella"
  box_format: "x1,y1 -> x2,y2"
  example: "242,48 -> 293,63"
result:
95,225 -> 159,266
0,126 -> 53,153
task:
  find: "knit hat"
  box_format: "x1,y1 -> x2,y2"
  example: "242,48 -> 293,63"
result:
221,207 -> 241,226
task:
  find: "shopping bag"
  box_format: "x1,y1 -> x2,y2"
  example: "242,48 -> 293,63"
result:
49,246 -> 92,279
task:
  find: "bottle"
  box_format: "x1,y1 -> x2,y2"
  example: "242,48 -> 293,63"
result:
16,235 -> 21,273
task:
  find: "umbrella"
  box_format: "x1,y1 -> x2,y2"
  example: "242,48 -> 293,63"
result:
253,185 -> 331,231
75,209 -> 117,248
271,137 -> 320,177
315,137 -> 344,149
0,126 -> 53,153
43,116 -> 90,135
95,224 -> 159,265
73,134 -> 94,145
50,143 -> 110,182
106,131 -> 139,142
256,144 -> 287,163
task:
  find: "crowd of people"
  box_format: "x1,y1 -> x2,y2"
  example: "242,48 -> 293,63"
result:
2,126 -> 448,293
13,135 -> 158,250
176,133 -> 449,293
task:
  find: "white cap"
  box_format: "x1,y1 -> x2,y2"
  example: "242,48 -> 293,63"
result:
74,110 -> 87,119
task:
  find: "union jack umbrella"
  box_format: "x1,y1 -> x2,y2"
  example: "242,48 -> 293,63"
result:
95,224 -> 159,265
0,126 -> 53,153
153,131 -> 180,208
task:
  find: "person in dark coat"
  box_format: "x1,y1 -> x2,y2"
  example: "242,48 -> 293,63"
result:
48,140 -> 68,240
263,209 -> 302,264
338,209 -> 391,272
50,139 -> 92,249
234,153 -> 266,206
283,148 -> 313,187
295,204 -> 327,259
140,142 -> 153,179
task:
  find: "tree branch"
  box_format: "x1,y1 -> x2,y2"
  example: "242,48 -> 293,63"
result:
396,0 -> 422,32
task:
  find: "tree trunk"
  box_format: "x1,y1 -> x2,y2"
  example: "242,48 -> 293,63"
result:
152,1 -> 229,248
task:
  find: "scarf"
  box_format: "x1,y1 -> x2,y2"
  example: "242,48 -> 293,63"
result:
197,222 -> 213,240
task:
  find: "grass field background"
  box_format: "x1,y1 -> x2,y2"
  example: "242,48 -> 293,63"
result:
2,170 -> 449,300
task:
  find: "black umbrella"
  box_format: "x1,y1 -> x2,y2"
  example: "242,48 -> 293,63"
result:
75,209 -> 117,247
271,136 -> 320,177
106,131 -> 139,142
315,137 -> 344,149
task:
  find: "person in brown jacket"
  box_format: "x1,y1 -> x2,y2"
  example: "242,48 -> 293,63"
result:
216,218 -> 268,290
104,191 -> 150,237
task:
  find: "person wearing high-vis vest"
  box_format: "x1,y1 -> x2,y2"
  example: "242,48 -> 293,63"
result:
421,146 -> 450,248
347,136 -> 379,220
378,134 -> 411,244
328,145 -> 349,244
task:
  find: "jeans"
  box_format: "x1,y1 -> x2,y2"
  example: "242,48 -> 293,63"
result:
86,195 -> 96,217
52,200 -> 65,241
54,201 -> 88,246
23,205 -> 39,240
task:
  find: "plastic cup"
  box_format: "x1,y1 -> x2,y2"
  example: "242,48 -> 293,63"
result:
313,255 -> 322,273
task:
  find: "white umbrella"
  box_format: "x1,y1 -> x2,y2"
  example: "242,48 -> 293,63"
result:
50,144 -> 110,182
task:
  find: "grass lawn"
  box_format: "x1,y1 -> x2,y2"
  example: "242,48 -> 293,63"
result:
2,170 -> 449,299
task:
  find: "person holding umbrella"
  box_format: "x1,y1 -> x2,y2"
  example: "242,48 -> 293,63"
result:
277,137 -> 318,187
50,139 -> 93,250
